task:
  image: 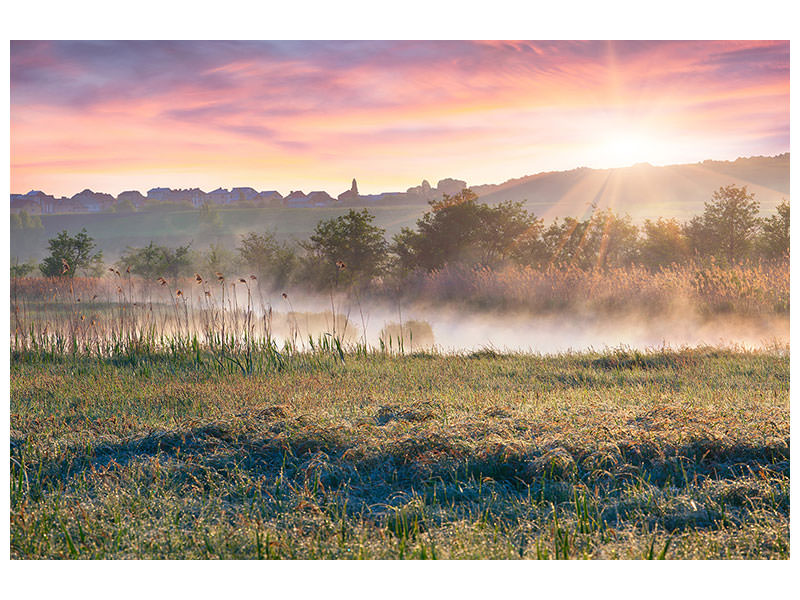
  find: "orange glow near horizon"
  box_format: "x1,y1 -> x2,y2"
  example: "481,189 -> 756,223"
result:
10,40 -> 789,198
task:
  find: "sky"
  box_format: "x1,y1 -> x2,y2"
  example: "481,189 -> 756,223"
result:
10,40 -> 790,197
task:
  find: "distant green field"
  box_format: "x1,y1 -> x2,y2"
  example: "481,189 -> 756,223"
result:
18,204 -> 428,262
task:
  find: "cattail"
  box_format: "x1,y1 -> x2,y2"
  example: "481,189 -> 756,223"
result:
216,272 -> 224,281
195,273 -> 203,284
336,260 -> 347,270
157,277 -> 168,286
108,267 -> 115,272
61,259 -> 70,274
205,291 -> 211,297
282,293 -> 288,299
176,290 -> 183,297
250,275 -> 257,280
239,278 -> 247,284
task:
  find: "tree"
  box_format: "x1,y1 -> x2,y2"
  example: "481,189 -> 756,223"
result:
510,219 -> 548,267
391,227 -> 424,275
154,243 -> 194,279
409,189 -> 487,270
39,229 -> 103,278
302,209 -> 388,288
586,209 -> 640,269
478,201 -> 539,264
541,208 -> 639,269
11,210 -> 46,260
11,210 -> 43,231
11,260 -> 35,279
238,231 -> 297,288
392,190 -> 543,272
639,217 -> 690,269
119,242 -> 164,279
119,241 -> 194,279
201,243 -> 240,277
758,199 -> 789,259
542,216 -> 594,268
685,185 -> 760,263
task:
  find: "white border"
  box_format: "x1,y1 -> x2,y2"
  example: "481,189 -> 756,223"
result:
2,1 -> 796,597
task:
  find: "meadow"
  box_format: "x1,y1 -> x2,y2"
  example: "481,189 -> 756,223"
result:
8,270 -> 790,560
10,345 -> 789,559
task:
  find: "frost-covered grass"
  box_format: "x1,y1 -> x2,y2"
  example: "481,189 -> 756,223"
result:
10,347 -> 789,559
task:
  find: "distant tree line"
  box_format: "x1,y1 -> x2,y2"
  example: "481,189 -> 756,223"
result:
23,185 -> 789,288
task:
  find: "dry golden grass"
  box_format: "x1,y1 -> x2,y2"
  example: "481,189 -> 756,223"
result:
403,259 -> 789,316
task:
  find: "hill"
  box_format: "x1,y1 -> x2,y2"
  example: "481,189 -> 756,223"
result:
472,154 -> 789,221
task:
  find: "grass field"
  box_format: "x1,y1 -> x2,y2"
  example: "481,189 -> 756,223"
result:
10,346 -> 789,559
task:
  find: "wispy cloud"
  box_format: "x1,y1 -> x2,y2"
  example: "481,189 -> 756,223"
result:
11,40 -> 789,196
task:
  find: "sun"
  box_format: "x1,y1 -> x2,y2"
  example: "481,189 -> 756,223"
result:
598,134 -> 648,168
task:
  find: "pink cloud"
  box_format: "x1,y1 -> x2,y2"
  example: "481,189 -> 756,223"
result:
10,41 -> 789,197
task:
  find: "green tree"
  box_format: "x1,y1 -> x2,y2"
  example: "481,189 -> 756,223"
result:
11,210 -> 43,231
302,209 -> 388,288
510,219 -> 549,267
541,208 -> 639,269
639,217 -> 690,269
11,260 -> 36,279
685,185 -> 760,263
201,243 -> 240,277
393,190 -> 543,271
391,226 -> 424,275
542,216 -> 593,268
154,243 -> 194,279
479,201 -> 540,264
11,210 -> 46,262
119,241 -> 194,279
238,231 -> 297,288
39,229 -> 103,278
407,189 -> 487,270
758,199 -> 789,259
119,242 -> 164,279
586,209 -> 640,269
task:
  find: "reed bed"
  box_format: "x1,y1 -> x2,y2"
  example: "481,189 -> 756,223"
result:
11,258 -> 789,364
398,259 -> 789,316
11,272 -> 368,370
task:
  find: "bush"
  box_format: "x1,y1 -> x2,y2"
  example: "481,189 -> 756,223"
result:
39,229 -> 103,278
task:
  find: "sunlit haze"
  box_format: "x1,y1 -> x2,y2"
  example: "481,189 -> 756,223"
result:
10,40 -> 789,197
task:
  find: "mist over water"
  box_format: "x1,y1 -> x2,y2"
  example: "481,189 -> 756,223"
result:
13,276 -> 788,355
274,294 -> 789,353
